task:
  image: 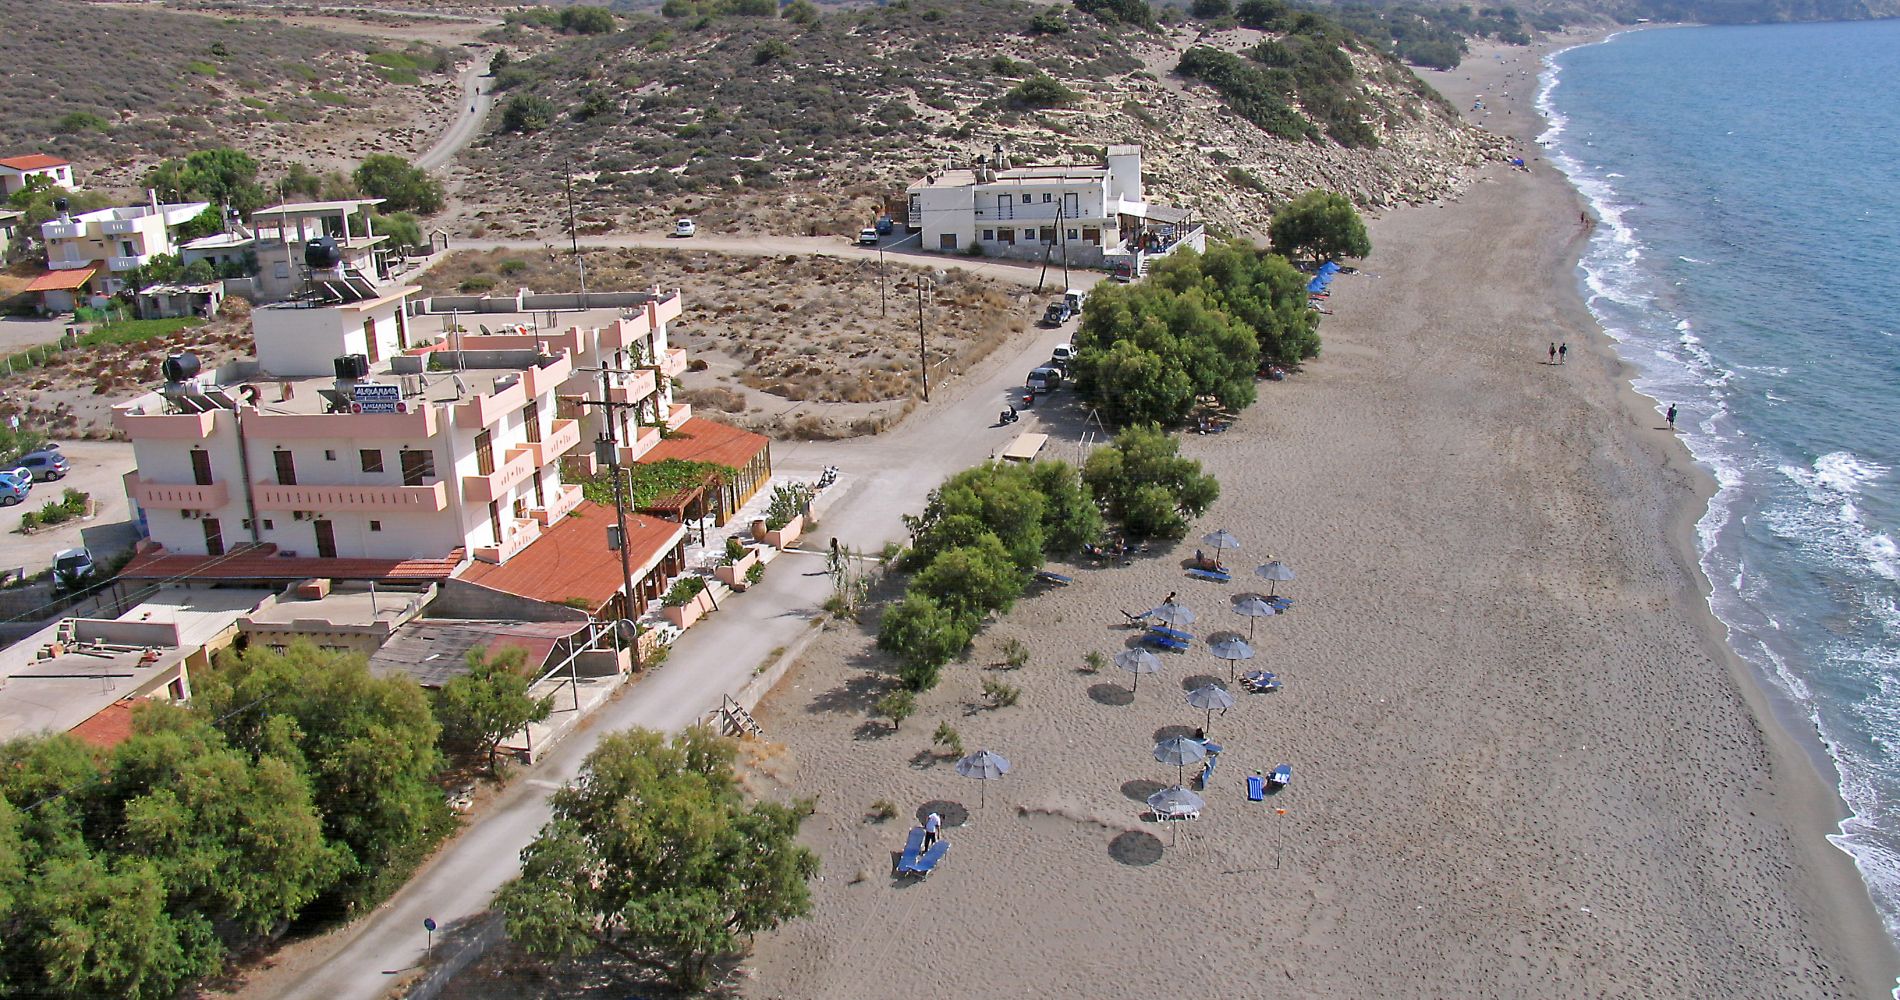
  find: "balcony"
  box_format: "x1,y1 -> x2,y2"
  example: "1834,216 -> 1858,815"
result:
100,219 -> 138,235
607,369 -> 657,405
531,483 -> 584,525
664,402 -> 692,430
107,255 -> 145,271
462,449 -> 535,504
473,518 -> 541,565
124,472 -> 229,511
659,347 -> 688,379
506,417 -> 581,468
113,407 -> 217,440
48,257 -> 97,271
618,425 -> 662,465
254,405 -> 438,440
253,480 -> 448,512
41,222 -> 81,240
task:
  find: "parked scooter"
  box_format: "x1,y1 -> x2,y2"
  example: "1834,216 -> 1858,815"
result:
998,406 -> 1020,425
817,465 -> 840,490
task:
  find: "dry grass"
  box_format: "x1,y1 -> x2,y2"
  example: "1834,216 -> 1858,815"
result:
419,247 -> 1034,438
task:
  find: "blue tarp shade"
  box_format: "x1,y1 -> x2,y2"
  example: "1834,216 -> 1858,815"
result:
1317,261 -> 1340,276
1306,274 -> 1332,294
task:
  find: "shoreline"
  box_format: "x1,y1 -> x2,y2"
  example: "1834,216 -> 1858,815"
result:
736,29 -> 1897,999
1472,30 -> 1900,989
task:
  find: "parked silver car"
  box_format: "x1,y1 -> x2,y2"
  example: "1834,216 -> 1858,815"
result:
0,467 -> 33,506
14,449 -> 69,481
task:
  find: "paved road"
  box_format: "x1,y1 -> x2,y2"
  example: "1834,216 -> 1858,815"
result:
417,59 -> 494,172
272,295 -> 1089,1000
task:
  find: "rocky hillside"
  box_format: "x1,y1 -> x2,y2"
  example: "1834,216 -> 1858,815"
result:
453,0 -> 1503,240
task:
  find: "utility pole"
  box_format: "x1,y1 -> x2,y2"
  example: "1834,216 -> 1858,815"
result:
878,241 -> 887,318
915,276 -> 930,402
564,157 -> 585,293
595,434 -> 641,671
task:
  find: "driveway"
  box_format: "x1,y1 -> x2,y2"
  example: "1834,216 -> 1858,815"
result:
0,441 -> 139,578
417,59 -> 495,172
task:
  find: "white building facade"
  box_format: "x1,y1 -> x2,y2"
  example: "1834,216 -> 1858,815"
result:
906,144 -> 1203,271
40,195 -> 211,294
0,154 -> 75,196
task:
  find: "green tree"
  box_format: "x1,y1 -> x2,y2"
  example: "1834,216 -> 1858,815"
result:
1023,460 -> 1104,554
782,0 -> 821,24
351,154 -> 444,214
172,205 -> 226,242
179,259 -> 217,284
144,148 -> 267,216
1082,424 -> 1221,539
1073,0 -> 1156,28
913,533 -> 1026,621
18,850 -> 201,999
1028,9 -> 1070,32
192,643 -> 449,907
1150,240 -> 1320,365
872,687 -> 916,730
559,6 -> 617,32
436,646 -> 554,772
494,727 -> 817,991
1192,0 -> 1232,17
1006,73 -> 1078,109
500,94 -> 557,133
1269,189 -> 1371,264
876,592 -> 974,689
489,47 -> 512,73
7,179 -> 112,228
371,211 -> 422,249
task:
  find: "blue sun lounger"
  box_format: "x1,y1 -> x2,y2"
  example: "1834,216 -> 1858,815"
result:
1035,570 -> 1074,586
1195,752 -> 1219,790
894,826 -> 926,875
898,840 -> 950,879
1247,774 -> 1267,801
1142,632 -> 1189,652
1186,567 -> 1231,583
1269,764 -> 1292,789
1147,623 -> 1193,642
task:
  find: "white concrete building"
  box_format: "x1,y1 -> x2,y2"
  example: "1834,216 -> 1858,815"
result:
906,144 -> 1203,272
250,199 -> 388,302
0,153 -> 75,196
38,194 -> 211,295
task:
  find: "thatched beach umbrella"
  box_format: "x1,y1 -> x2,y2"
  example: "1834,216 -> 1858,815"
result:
1115,648 -> 1162,694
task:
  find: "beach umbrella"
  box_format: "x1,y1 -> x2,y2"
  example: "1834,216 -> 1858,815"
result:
1199,528 -> 1242,564
1148,601 -> 1196,628
1115,648 -> 1162,694
955,749 -> 1011,808
1153,735 -> 1208,786
1232,595 -> 1279,640
1208,635 -> 1255,682
1146,785 -> 1206,846
1184,682 -> 1235,731
1255,560 -> 1296,597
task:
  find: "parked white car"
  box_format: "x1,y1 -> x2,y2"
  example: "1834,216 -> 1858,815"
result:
857,228 -> 881,246
674,218 -> 697,237
53,547 -> 96,590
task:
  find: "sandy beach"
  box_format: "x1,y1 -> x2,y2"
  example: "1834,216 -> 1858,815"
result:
740,35 -> 1898,999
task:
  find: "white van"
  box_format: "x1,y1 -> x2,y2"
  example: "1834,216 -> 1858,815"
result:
1064,288 -> 1087,313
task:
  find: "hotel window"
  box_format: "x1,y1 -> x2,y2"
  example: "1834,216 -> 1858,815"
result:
1042,193 -> 1052,203
522,401 -> 541,443
369,520 -> 382,532
360,449 -> 383,473
202,517 -> 224,556
532,470 -> 545,508
400,448 -> 435,485
512,497 -> 528,521
939,234 -> 957,250
488,500 -> 503,545
273,449 -> 297,485
982,229 -> 994,241
474,430 -> 494,476
190,449 -> 212,486
324,449 -> 336,461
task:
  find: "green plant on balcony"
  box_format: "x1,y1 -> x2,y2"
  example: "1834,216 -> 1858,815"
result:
745,561 -> 765,585
662,575 -> 707,607
724,536 -> 747,565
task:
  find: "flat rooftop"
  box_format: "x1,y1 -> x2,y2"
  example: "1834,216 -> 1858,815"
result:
238,359 -> 555,417
911,164 -> 1109,191
254,198 -> 385,216
244,585 -> 432,629
112,587 -> 278,646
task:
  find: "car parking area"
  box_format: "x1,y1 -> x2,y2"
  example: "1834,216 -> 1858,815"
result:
0,441 -> 139,580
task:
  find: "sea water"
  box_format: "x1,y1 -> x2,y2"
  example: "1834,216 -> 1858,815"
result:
1539,20 -> 1900,950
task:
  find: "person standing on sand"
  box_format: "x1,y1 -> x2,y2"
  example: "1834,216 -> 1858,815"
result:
923,811 -> 942,850
1667,404 -> 1679,430
1559,343 -> 1569,364
1163,591 -> 1178,607
1549,342 -> 1557,364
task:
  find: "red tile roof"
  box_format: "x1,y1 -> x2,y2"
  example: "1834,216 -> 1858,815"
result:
0,154 -> 69,171
637,417 -> 770,471
456,500 -> 684,613
25,267 -> 97,292
70,700 -> 137,749
119,542 -> 465,582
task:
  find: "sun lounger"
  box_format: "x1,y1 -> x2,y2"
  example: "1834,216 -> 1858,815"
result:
1186,567 -> 1231,583
1154,804 -> 1200,822
1241,671 -> 1280,693
898,839 -> 950,878
894,826 -> 926,874
1269,764 -> 1292,789
1247,774 -> 1267,801
1199,740 -> 1224,756
1120,609 -> 1151,628
1146,623 -> 1193,642
1141,632 -> 1188,652
1195,753 -> 1219,790
1035,570 -> 1074,586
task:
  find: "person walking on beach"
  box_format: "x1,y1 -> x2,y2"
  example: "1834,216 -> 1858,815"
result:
1558,343 -> 1569,364
1162,591 -> 1178,608
1666,404 -> 1678,430
1548,342 -> 1557,365
923,811 -> 942,850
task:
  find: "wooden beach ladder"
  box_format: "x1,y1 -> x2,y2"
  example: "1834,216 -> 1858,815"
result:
717,694 -> 764,739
